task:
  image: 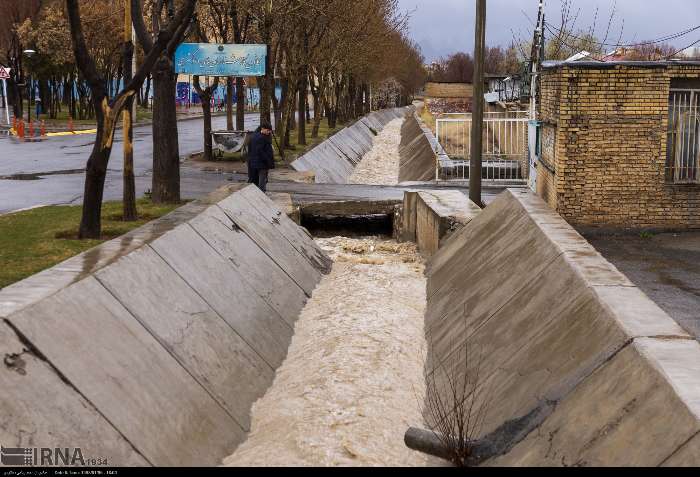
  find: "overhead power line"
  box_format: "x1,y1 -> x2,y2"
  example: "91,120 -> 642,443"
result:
661,37 -> 700,60
544,21 -> 700,49
544,22 -> 700,61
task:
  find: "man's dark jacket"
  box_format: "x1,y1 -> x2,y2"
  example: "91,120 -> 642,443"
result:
248,132 -> 275,169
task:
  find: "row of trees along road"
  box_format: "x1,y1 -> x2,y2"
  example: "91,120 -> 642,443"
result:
1,0 -> 426,239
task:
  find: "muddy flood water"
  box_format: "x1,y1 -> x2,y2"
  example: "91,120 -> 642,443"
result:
224,236 -> 438,467
349,118 -> 403,186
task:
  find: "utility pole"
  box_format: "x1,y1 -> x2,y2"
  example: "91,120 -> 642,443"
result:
123,0 -> 137,220
529,0 -> 545,121
470,0 -> 486,207
526,0 -> 545,191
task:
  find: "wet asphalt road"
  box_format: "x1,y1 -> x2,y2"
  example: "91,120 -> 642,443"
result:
586,232 -> 700,341
0,113 -> 263,214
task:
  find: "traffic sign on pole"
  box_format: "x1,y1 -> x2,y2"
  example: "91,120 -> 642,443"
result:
0,66 -> 10,125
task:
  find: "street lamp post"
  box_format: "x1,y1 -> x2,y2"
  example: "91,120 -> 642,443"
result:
23,50 -> 36,123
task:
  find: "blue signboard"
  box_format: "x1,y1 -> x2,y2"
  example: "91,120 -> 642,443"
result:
174,43 -> 266,76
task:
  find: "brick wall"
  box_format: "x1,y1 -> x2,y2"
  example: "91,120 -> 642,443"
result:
538,62 -> 700,230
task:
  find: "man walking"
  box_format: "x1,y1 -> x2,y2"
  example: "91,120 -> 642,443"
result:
247,122 -> 274,192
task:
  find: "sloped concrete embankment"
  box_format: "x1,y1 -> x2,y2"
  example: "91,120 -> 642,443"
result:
425,189 -> 700,466
291,108 -> 410,184
0,184 -> 331,466
398,113 -> 438,183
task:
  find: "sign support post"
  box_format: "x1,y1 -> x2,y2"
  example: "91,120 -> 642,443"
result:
2,79 -> 9,125
0,66 -> 10,125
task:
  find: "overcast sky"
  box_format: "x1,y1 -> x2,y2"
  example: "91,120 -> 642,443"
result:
398,0 -> 700,61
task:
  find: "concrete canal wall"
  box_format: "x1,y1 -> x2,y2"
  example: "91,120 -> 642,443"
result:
0,184 -> 331,466
291,108 -> 409,184
424,189 -> 700,466
398,114 -> 437,183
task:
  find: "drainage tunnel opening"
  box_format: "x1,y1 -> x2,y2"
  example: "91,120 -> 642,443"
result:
301,213 -> 394,238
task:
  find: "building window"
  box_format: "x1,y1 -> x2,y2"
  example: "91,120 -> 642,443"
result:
667,80 -> 700,184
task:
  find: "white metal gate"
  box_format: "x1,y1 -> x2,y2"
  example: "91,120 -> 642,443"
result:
667,88 -> 700,184
435,112 -> 529,182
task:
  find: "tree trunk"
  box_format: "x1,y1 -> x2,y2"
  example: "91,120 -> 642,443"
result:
38,80 -> 49,116
278,85 -> 296,157
79,106 -> 114,239
70,79 -> 76,119
312,95 -> 323,138
10,79 -> 22,120
122,98 -> 137,221
202,93 -> 213,161
194,76 -> 219,162
355,84 -> 364,117
80,150 -> 111,239
289,88 -> 297,132
151,55 -> 180,204
235,77 -> 245,130
297,73 -> 307,145
259,20 -> 273,125
143,74 -> 151,108
122,37 -> 137,221
271,85 -> 281,131
226,77 -> 234,130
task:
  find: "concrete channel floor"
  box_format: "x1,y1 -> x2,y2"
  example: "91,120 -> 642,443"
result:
586,231 -> 700,341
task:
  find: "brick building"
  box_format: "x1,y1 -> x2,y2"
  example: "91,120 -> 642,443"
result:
534,61 -> 700,230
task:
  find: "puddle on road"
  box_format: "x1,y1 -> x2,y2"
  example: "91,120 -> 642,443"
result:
224,236 -> 439,467
0,169 -> 85,181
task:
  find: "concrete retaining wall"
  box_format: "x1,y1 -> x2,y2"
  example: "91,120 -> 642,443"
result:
401,190 -> 481,257
0,184 -> 331,466
425,189 -> 700,466
291,108 -> 409,184
398,114 -> 438,183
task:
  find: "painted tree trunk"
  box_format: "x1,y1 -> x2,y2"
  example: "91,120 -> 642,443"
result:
122,39 -> 137,222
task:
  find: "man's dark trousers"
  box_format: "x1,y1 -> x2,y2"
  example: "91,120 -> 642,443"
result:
248,130 -> 274,193
250,168 -> 269,192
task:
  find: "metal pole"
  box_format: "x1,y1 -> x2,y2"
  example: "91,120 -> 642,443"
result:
470,0 -> 486,206
132,25 -> 137,120
27,77 -> 31,123
530,0 -> 544,121
122,0 -> 137,220
2,79 -> 9,125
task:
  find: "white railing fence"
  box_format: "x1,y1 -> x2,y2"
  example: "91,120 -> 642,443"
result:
435,113 -> 529,182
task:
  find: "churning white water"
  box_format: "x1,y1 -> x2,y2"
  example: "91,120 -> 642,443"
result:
349,118 -> 404,185
223,237 -> 436,467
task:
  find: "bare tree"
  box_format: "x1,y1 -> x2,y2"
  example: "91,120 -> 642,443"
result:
423,337 -> 491,467
0,0 -> 41,119
66,0 -> 197,238
131,0 -> 194,204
